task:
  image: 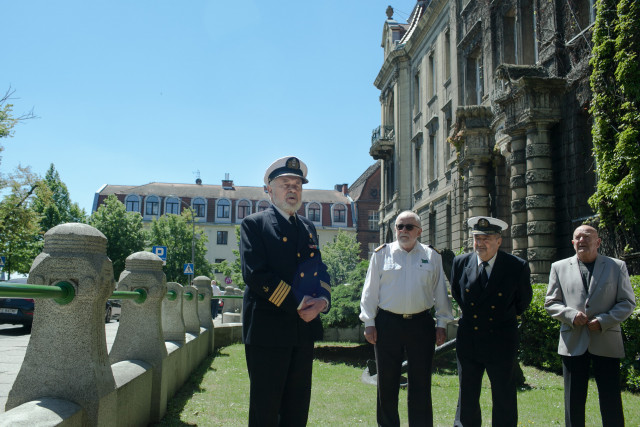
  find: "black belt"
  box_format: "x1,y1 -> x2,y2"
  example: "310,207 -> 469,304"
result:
378,308 -> 428,320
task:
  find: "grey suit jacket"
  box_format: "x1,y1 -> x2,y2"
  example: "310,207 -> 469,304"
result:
545,254 -> 636,358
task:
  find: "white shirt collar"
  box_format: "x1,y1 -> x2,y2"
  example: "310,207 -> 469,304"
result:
477,252 -> 498,271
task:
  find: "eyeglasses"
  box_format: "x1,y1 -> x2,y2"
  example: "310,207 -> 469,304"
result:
396,224 -> 418,231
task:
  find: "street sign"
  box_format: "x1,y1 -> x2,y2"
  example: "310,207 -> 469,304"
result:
152,246 -> 167,261
225,276 -> 232,284
183,263 -> 194,275
0,256 -> 5,267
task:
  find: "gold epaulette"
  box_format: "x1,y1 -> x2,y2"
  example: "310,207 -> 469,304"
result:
375,244 -> 387,252
428,244 -> 441,254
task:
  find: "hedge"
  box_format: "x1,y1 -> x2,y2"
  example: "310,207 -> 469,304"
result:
520,277 -> 640,392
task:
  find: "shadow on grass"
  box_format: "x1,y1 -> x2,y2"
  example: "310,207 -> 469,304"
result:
153,348 -> 228,426
314,343 -> 375,368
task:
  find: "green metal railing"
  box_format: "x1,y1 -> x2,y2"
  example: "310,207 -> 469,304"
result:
0,282 -> 245,305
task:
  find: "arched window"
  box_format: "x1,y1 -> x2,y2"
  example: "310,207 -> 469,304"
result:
237,199 -> 251,220
216,199 -> 231,220
307,202 -> 321,222
165,197 -> 180,215
332,203 -> 346,224
193,198 -> 206,218
145,195 -> 159,216
257,200 -> 270,212
125,195 -> 140,213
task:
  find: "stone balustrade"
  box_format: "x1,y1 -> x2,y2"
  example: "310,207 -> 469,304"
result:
0,223 -> 243,426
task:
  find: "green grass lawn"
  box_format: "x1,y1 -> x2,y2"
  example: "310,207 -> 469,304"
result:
157,343 -> 640,426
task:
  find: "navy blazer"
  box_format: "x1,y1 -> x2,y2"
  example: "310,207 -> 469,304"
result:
240,206 -> 331,346
451,250 -> 532,361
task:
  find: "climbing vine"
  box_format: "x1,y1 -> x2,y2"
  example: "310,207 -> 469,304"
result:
588,0 -> 640,243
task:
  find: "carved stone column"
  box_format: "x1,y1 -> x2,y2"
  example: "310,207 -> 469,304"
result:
509,131 -> 528,260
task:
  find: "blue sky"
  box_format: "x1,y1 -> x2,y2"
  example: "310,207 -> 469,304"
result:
2,0 -> 415,214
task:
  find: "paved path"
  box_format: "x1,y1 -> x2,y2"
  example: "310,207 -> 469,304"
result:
0,322 -> 120,413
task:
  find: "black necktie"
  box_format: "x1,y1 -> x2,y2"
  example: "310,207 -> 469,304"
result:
479,261 -> 489,289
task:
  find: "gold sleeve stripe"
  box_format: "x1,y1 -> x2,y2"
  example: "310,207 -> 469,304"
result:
269,281 -> 291,307
320,281 -> 331,293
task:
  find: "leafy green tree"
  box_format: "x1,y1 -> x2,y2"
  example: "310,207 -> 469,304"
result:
321,230 -> 362,286
0,87 -> 35,142
148,210 -> 213,284
321,259 -> 369,328
32,164 -> 86,232
589,0 -> 640,251
0,166 -> 43,278
213,226 -> 245,289
89,195 -> 147,279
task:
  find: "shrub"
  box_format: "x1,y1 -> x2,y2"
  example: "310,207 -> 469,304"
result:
520,278 -> 640,392
322,260 -> 368,329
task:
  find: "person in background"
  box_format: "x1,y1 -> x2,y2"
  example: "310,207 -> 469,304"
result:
545,224 -> 635,427
450,216 -> 532,427
211,279 -> 221,319
360,210 -> 453,427
240,156 -> 331,426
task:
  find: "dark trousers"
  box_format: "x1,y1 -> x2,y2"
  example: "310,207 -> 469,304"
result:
562,351 -> 624,427
211,299 -> 219,318
454,352 -> 517,427
245,343 -> 314,427
374,309 -> 436,427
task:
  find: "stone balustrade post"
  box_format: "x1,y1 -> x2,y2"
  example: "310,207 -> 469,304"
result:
5,223 -> 116,426
192,276 -> 213,330
182,285 -> 201,335
162,282 -> 186,344
109,251 -> 167,422
509,132 -> 528,261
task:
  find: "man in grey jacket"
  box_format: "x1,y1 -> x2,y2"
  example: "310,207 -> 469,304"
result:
545,224 -> 636,427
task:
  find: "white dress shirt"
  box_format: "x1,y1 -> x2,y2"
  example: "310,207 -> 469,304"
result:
476,252 -> 498,278
359,241 -> 454,328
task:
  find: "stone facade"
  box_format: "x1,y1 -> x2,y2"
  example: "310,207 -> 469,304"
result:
371,0 -> 597,282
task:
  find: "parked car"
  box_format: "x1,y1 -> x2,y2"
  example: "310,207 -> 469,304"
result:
105,300 -> 122,323
0,277 -> 33,326
0,297 -> 34,326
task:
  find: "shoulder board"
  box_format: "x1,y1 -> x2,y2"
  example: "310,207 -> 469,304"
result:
428,244 -> 441,254
374,244 -> 387,252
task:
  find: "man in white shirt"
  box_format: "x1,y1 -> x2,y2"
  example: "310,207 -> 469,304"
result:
210,279 -> 222,319
360,210 -> 453,427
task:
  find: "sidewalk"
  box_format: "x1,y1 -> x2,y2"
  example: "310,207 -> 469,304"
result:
0,322 -> 120,413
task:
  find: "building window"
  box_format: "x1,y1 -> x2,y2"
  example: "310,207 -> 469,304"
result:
465,47 -> 483,105
413,70 -> 421,116
166,197 -> 180,215
217,199 -> 230,219
125,195 -> 140,213
444,30 -> 451,82
308,202 -> 321,222
214,258 -> 225,273
217,231 -> 228,245
145,196 -> 159,216
333,204 -> 346,223
368,210 -> 380,231
429,131 -> 438,181
237,199 -> 251,220
193,198 -> 206,218
368,242 -> 377,259
413,137 -> 422,193
257,200 -> 270,212
428,53 -> 436,99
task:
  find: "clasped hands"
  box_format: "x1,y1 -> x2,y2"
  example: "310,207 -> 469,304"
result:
573,311 -> 602,331
297,295 -> 327,322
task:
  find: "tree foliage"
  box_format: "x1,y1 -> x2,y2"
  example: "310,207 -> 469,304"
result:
32,164 -> 86,233
321,230 -> 362,287
321,259 -> 369,328
89,195 -> 147,280
0,87 -> 36,144
213,226 -> 245,289
0,166 -> 43,278
589,0 -> 640,249
148,210 -> 213,284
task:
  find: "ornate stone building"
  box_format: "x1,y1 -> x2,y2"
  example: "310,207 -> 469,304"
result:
370,0 -> 596,282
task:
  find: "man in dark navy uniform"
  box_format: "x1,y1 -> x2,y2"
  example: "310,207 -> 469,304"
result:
451,216 -> 532,427
240,156 -> 331,427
